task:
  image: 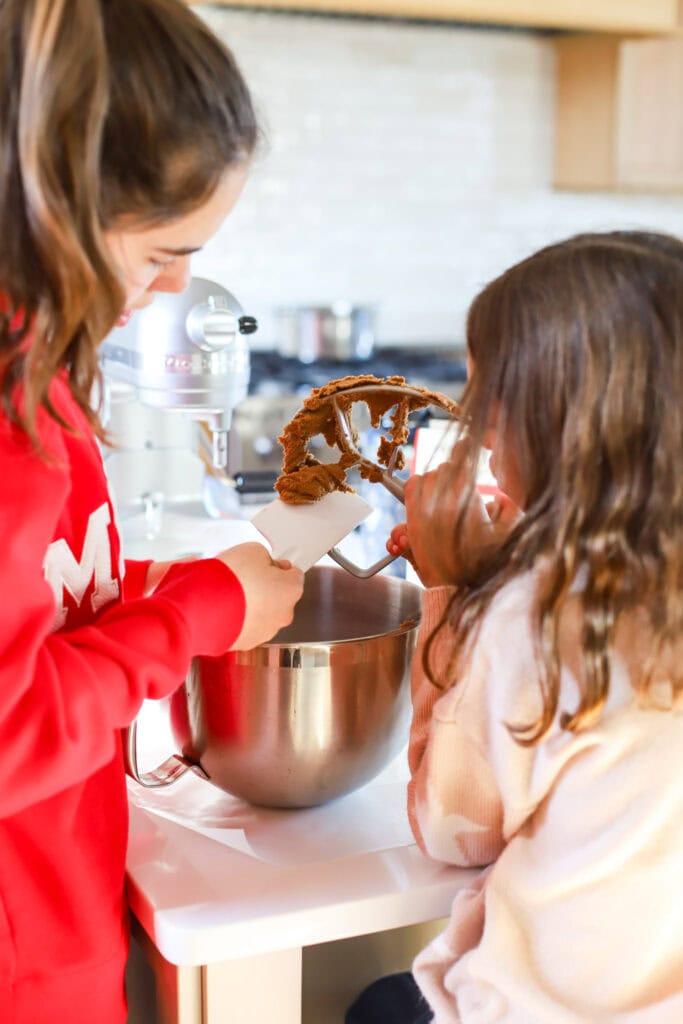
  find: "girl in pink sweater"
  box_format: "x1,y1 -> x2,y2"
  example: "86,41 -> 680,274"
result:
349,230 -> 683,1023
0,2 -> 303,1021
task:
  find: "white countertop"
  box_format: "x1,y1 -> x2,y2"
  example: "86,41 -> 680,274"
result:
126,748 -> 476,967
122,509 -> 476,969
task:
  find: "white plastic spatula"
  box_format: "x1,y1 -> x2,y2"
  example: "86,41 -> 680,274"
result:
251,490 -> 373,572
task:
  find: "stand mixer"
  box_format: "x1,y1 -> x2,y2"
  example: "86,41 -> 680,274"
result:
99,277 -> 258,548
100,276 -> 257,470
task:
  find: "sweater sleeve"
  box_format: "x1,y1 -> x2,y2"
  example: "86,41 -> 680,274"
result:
122,559 -> 152,600
0,423 -> 246,818
408,587 -> 505,868
407,586 -> 456,817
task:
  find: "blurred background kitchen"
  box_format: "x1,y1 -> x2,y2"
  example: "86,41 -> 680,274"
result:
190,6 -> 683,346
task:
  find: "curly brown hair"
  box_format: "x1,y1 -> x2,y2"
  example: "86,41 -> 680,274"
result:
0,0 -> 258,447
426,230 -> 683,742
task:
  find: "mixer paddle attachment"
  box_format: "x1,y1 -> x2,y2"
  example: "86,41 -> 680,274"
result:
329,389 -> 408,503
275,377 -> 460,578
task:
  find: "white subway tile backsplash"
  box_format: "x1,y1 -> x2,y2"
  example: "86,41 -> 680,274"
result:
191,5 -> 683,350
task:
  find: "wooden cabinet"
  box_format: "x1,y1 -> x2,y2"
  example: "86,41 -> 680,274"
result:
554,35 -> 683,192
191,1 -> 678,34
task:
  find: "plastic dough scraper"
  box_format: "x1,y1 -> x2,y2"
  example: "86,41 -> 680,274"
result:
251,490 -> 373,573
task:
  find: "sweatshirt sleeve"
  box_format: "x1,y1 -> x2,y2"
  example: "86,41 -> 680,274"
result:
122,559 -> 152,600
408,587 -> 505,868
0,422 -> 246,818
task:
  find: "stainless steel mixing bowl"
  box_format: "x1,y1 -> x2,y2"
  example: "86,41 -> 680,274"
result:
127,566 -> 422,808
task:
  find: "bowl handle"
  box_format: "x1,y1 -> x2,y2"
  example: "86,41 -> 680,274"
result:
124,718 -> 206,788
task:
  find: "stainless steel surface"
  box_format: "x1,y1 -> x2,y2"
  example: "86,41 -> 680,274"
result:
128,567 -> 422,808
276,303 -> 376,363
101,277 -> 255,468
226,391 -> 343,479
103,381 -> 206,519
225,392 -> 303,477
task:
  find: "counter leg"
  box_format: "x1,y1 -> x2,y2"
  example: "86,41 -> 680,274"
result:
203,947 -> 302,1024
129,917 -> 202,1024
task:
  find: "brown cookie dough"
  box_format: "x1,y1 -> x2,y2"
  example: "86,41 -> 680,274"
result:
275,374 -> 458,504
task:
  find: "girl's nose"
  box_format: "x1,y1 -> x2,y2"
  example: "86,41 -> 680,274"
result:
153,256 -> 191,294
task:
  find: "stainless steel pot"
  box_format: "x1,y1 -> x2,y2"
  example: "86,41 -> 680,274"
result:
126,566 -> 422,808
276,303 -> 376,363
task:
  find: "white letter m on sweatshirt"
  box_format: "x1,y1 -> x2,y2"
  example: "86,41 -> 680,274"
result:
43,503 -> 120,630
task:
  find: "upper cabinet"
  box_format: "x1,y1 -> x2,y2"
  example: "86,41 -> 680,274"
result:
554,35 -> 683,191
193,1 -> 679,34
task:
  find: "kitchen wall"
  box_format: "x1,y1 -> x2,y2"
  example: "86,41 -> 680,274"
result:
192,5 -> 683,349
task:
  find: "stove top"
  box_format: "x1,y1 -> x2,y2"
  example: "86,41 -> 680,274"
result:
248,346 -> 467,397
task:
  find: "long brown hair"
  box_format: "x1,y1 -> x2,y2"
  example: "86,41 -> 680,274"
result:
0,0 -> 258,445
427,230 -> 683,742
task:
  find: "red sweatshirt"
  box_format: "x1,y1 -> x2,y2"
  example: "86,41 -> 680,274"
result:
0,374 -> 246,1023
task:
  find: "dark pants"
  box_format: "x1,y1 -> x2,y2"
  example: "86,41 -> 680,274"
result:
345,971 -> 434,1024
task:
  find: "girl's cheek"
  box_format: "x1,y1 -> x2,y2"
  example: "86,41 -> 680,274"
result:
488,445 -> 515,503
125,269 -> 159,307
482,429 -> 495,453
487,445 -> 500,484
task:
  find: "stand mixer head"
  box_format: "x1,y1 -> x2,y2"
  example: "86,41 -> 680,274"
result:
100,277 -> 257,468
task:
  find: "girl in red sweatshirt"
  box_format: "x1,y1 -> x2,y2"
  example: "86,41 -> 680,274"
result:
0,2 -> 304,1021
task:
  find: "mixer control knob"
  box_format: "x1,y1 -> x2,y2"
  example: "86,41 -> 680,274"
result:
186,294 -> 242,351
238,315 -> 258,335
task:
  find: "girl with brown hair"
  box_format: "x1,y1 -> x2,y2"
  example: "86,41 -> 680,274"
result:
0,2 -> 303,1021
350,230 -> 683,1023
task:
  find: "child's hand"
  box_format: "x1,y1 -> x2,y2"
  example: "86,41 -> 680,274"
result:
402,461 -> 521,588
387,522 -> 412,561
215,542 -> 304,651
